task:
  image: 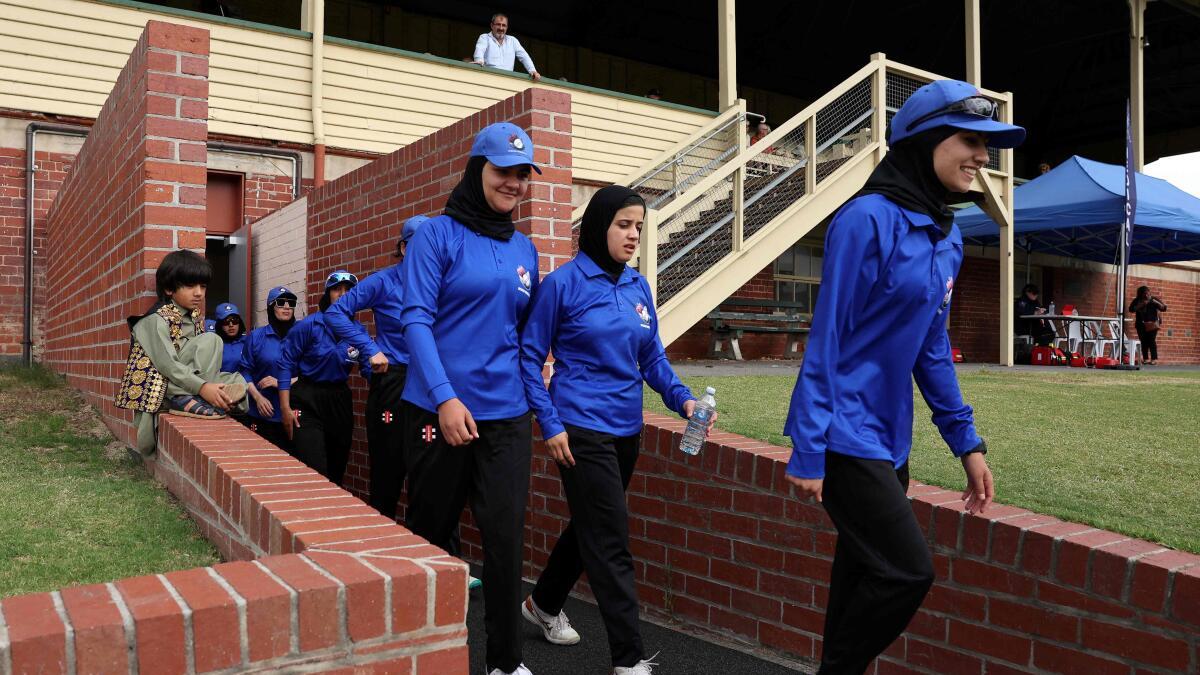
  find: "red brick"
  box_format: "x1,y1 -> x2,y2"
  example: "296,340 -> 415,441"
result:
949,619 -> 1032,665
759,622 -> 815,660
305,551 -> 387,641
2,593 -> 68,674
115,575 -> 187,674
1055,530 -> 1128,588
60,584 -> 130,675
1171,565 -> 1200,626
213,561 -> 292,662
988,597 -> 1078,643
905,638 -> 984,675
922,585 -> 986,621
432,560 -> 468,626
952,558 -> 1035,596
145,20 -> 210,55
1020,522 -> 1093,576
362,555 -> 429,634
258,555 -> 341,651
1090,539 -> 1164,600
1036,581 -> 1135,620
415,646 -> 467,674
163,568 -> 241,671
1130,551 -> 1196,612
1033,642 -> 1130,675
1082,619 -> 1189,670
181,55 -> 209,77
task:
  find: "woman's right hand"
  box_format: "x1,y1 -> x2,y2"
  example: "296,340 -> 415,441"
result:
545,432 -> 574,467
369,351 -> 389,374
437,398 -> 478,446
786,474 -> 823,502
253,391 -> 274,418
281,405 -> 299,439
257,376 -> 278,390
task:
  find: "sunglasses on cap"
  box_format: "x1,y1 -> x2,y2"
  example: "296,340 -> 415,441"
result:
273,298 -> 297,308
905,95 -> 998,132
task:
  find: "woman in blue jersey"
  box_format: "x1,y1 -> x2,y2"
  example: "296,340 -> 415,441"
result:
325,215 -> 428,519
214,302 -> 247,373
784,80 -> 1022,674
400,122 -> 541,675
519,185 -> 708,675
238,286 -> 297,450
278,270 -> 371,485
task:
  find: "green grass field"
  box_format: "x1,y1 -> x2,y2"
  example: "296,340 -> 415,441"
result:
645,368 -> 1200,554
0,365 -> 219,598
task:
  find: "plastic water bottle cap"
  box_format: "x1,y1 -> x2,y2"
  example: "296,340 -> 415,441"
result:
705,387 -> 716,395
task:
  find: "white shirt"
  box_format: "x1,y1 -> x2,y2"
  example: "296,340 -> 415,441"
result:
473,33 -> 537,74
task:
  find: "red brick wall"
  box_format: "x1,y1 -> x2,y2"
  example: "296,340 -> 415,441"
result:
950,255 -> 1200,364
244,172 -> 309,228
40,21 -> 211,446
516,414 -> 1200,673
0,146 -> 76,361
0,414 -> 469,674
305,88 -> 574,500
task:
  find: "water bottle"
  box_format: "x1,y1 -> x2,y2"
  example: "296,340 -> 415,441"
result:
1048,301 -> 1056,316
680,387 -> 716,456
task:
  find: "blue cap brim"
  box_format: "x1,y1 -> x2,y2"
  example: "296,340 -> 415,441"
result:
941,114 -> 1026,148
486,153 -> 542,174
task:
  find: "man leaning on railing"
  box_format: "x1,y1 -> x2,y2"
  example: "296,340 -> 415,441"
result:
473,12 -> 541,81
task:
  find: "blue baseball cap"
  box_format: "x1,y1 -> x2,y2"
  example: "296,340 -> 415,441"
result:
890,80 -> 1025,148
204,319 -> 216,332
267,286 -> 297,305
214,303 -> 240,321
470,122 -> 542,174
402,215 -> 431,243
325,270 -> 358,290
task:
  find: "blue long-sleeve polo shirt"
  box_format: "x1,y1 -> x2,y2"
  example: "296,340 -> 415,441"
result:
239,326 -> 287,423
785,193 -> 983,479
520,252 -> 694,439
276,312 -> 371,390
324,263 -> 409,366
220,336 -> 245,374
400,215 -> 539,420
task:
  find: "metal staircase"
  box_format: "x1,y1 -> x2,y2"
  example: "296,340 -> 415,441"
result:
571,54 -> 1014,346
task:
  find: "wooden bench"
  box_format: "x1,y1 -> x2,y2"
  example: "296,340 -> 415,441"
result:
707,300 -> 812,360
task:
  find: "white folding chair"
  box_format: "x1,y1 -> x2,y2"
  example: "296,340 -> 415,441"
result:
1066,320 -> 1083,354
1107,320 -> 1141,365
1082,321 -> 1115,359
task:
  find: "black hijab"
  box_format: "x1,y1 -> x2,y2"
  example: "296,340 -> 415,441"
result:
444,156 -> 517,241
579,185 -> 645,277
859,126 -> 961,235
218,316 -> 246,343
268,309 -> 294,339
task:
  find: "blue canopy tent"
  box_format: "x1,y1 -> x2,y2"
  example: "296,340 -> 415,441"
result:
955,155 -> 1200,264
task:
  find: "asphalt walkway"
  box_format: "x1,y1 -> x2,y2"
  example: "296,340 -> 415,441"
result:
467,580 -> 811,675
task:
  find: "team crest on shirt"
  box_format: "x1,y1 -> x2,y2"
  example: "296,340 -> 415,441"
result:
516,265 -> 532,296
635,303 -> 651,328
938,276 -> 954,314
509,134 -> 525,151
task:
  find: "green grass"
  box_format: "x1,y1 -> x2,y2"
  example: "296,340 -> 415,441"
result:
0,364 -> 219,598
645,369 -> 1200,554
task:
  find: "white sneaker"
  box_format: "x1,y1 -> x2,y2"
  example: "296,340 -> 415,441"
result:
486,664 -> 532,675
521,595 -> 581,645
612,652 -> 659,675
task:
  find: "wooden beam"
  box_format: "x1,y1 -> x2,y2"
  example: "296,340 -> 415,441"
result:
718,0 -> 737,111
965,0 -> 981,85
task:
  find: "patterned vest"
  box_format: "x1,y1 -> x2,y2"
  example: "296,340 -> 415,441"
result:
114,304 -> 202,412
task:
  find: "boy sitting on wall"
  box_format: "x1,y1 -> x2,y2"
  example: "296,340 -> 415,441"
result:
115,249 -> 247,456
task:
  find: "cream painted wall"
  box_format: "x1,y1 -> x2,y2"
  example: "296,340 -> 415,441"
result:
0,0 -> 713,183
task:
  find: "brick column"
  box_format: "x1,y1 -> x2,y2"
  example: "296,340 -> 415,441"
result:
42,20 -> 210,445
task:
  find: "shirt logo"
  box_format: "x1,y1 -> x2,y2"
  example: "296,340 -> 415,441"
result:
293,409 -> 302,419
421,424 -> 438,443
939,276 -> 954,314
517,265 -> 532,296
380,410 -> 394,424
346,346 -> 360,361
635,302 -> 652,328
509,133 -> 525,151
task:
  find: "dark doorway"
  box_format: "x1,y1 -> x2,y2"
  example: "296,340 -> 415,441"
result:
206,171 -> 246,321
